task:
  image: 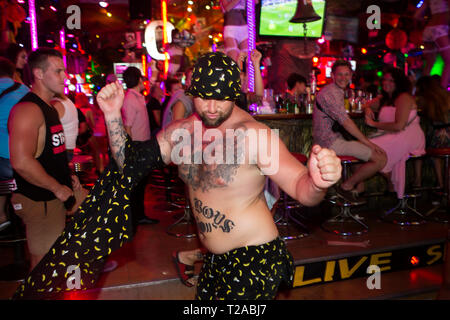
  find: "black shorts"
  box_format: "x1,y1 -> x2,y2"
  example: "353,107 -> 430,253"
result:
195,237 -> 294,300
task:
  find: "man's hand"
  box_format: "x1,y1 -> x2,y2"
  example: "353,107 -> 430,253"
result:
250,49 -> 262,68
365,111 -> 377,128
71,174 -> 81,191
308,145 -> 341,190
367,141 -> 386,156
97,81 -> 125,116
53,184 -> 74,202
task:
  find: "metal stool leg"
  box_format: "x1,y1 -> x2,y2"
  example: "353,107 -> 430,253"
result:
275,191 -> 309,240
425,154 -> 449,223
381,196 -> 427,226
321,159 -> 368,236
166,187 -> 197,238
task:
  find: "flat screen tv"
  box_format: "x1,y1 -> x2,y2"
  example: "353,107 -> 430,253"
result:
257,0 -> 326,39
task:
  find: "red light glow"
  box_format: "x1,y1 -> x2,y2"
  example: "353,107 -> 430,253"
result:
410,256 -> 420,266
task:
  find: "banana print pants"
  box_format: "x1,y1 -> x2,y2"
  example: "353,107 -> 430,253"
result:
195,237 -> 294,300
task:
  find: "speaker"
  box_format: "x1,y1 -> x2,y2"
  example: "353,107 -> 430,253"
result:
129,0 -> 152,20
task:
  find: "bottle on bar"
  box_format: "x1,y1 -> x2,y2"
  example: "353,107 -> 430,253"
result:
305,87 -> 313,114
355,90 -> 363,112
310,70 -> 317,95
344,88 -> 350,113
293,94 -> 299,114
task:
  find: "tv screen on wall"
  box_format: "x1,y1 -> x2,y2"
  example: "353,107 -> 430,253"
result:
257,0 -> 326,39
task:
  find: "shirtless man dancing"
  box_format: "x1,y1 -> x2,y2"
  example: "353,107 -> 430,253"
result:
97,52 -> 341,300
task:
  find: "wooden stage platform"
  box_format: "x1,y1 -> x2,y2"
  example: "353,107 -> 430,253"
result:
0,182 -> 448,300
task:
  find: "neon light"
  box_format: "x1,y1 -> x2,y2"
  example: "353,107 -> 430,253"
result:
247,0 -> 256,92
29,0 -> 38,50
162,0 -> 169,78
60,28 -> 67,67
142,55 -> 147,77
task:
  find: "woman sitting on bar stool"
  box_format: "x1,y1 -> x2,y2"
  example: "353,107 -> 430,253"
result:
365,67 -> 426,201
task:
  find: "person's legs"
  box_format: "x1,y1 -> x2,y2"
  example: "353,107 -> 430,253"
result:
11,194 -> 66,270
224,37 -> 240,62
413,158 -> 423,187
331,140 -> 387,192
432,157 -> 444,188
223,25 -> 242,62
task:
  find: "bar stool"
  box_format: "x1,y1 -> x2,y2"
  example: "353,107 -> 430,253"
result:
425,147 -> 450,223
166,186 -> 197,238
321,156 -> 368,236
275,152 -> 309,240
0,179 -> 29,281
380,154 -> 426,226
148,164 -> 185,213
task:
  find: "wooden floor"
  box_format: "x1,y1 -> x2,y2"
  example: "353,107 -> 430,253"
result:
0,180 -> 448,300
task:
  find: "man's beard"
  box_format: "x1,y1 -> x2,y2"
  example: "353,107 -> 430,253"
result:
198,107 -> 233,128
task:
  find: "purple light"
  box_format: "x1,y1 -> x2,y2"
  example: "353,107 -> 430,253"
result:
60,28 -> 67,67
29,0 -> 38,50
50,5 -> 57,12
246,0 -> 256,92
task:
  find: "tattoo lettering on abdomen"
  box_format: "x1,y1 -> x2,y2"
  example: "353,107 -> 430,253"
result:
194,198 -> 235,234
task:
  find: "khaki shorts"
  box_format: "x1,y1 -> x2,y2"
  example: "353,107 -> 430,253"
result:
330,139 -> 372,162
11,193 -> 66,267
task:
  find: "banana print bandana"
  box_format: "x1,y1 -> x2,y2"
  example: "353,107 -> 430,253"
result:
186,52 -> 242,102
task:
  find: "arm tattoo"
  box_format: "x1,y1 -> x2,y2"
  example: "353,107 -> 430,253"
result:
106,117 -> 127,169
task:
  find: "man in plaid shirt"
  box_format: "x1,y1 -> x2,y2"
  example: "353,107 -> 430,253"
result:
313,60 -> 386,200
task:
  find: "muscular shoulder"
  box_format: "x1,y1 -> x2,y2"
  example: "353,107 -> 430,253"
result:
9,102 -> 44,126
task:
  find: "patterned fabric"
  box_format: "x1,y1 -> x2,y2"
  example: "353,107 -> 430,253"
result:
425,113 -> 450,149
186,52 -> 242,102
313,83 -> 350,148
195,237 -> 294,300
13,137 -> 164,300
